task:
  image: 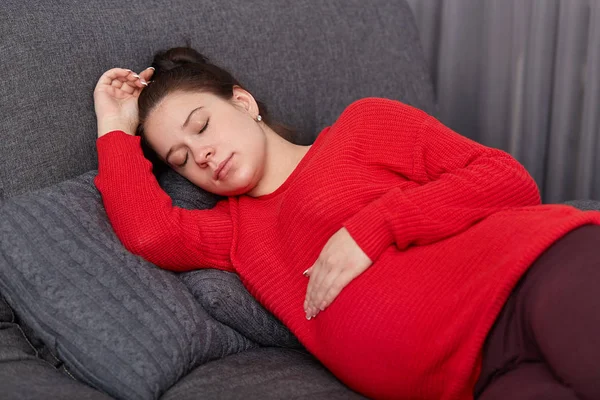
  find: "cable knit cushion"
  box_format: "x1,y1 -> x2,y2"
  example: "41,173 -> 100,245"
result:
0,170 -> 259,400
179,269 -> 302,349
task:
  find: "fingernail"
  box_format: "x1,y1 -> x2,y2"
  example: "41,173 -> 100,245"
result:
306,314 -> 311,320
132,74 -> 140,78
147,66 -> 155,70
140,78 -> 148,85
302,269 -> 309,276
319,301 -> 326,310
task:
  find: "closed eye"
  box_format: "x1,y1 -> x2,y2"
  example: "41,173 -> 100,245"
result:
178,119 -> 210,168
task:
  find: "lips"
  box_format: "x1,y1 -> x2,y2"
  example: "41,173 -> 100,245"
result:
214,154 -> 233,181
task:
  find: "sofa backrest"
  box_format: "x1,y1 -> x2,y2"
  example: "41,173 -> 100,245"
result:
0,0 -> 436,200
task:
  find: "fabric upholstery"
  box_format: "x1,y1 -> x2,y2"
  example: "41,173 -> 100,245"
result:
1,295 -> 112,400
0,0 -> 436,200
0,361 -> 114,400
161,347 -> 368,400
0,171 -> 259,400
563,199 -> 600,211
180,269 -> 303,349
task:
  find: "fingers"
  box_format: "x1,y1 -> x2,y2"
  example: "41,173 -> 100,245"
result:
111,79 -> 124,89
304,263 -> 322,318
313,270 -> 342,316
304,263 -> 344,319
96,67 -> 150,92
95,67 -> 132,89
320,275 -> 347,311
138,66 -> 155,82
308,265 -> 330,315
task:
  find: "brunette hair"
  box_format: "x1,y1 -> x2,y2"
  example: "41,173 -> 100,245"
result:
136,44 -> 295,175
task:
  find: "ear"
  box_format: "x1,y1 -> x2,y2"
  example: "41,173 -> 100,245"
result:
231,85 -> 259,118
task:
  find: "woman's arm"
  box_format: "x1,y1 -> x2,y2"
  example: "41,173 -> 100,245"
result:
94,130 -> 234,272
340,98 -> 541,263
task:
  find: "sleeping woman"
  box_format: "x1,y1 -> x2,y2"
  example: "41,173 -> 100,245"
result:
93,46 -> 600,400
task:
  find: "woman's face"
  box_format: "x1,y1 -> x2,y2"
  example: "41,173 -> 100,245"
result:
143,88 -> 267,196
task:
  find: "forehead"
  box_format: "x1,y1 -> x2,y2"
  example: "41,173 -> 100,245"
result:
149,91 -> 213,125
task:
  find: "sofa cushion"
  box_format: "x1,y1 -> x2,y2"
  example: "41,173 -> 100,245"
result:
1,296 -> 111,400
0,170 -> 258,400
563,199 -> 600,211
0,360 -> 114,400
0,0 -> 436,200
160,347 -> 368,400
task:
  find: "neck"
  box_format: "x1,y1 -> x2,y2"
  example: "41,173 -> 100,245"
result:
247,126 -> 311,197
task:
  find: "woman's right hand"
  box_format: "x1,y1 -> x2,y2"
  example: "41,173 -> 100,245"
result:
93,67 -> 154,138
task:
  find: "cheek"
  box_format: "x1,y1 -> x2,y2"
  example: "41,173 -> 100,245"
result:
232,154 -> 256,182
234,147 -> 264,185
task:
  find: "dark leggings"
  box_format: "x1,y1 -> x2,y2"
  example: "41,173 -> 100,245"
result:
474,224 -> 600,400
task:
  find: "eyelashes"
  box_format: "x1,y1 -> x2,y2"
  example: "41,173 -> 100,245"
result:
180,153 -> 188,167
198,119 -> 209,134
178,119 -> 209,167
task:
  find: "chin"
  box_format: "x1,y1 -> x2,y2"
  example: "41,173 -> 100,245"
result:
214,187 -> 245,197
215,179 -> 252,197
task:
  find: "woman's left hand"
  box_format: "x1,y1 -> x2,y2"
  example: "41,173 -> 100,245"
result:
304,227 -> 372,319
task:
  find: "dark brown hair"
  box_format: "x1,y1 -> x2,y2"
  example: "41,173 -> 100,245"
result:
136,45 -> 296,175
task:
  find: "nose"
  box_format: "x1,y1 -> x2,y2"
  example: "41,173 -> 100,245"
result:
192,144 -> 215,167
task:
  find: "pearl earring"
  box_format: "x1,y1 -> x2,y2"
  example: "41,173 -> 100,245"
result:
257,114 -> 262,122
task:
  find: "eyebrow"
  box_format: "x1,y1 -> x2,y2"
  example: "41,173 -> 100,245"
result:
165,106 -> 204,163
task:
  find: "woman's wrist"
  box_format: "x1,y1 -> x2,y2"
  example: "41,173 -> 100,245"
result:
97,118 -> 137,138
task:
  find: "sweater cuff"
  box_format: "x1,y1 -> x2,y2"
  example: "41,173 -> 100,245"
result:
342,198 -> 394,262
96,130 -> 148,170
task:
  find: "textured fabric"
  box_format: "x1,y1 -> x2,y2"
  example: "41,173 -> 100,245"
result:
1,295 -> 111,400
156,168 -> 301,348
180,270 -> 303,349
0,0 -> 436,200
0,171 -> 258,400
162,347 -> 368,400
157,167 -> 224,210
563,199 -> 600,211
474,225 -> 600,399
1,296 -> 54,366
93,96 -> 600,399
0,360 -> 114,400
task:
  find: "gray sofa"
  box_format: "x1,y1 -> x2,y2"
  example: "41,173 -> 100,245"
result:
1,1 -> 597,399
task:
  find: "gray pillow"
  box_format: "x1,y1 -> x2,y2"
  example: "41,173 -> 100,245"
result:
0,170 -> 258,400
155,167 -> 302,349
180,269 -> 302,349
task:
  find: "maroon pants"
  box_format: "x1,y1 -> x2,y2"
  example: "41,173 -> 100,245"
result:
473,224 -> 600,399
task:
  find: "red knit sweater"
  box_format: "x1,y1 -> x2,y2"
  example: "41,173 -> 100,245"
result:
94,98 -> 600,400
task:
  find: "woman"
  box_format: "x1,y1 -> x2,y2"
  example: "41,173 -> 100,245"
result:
93,46 -> 600,400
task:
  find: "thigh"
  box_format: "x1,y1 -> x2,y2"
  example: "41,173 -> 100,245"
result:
477,362 -> 578,400
524,224 -> 600,399
474,224 -> 600,399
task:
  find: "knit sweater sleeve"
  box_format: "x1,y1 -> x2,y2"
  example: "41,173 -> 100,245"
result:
93,130 -> 234,272
341,98 -> 542,262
